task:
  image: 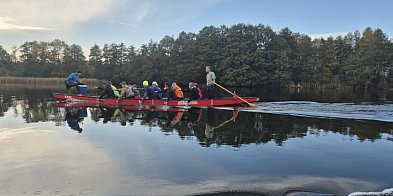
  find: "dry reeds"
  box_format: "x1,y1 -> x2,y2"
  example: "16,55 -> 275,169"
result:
0,77 -> 100,87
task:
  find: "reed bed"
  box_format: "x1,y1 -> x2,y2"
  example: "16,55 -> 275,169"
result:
0,77 -> 100,87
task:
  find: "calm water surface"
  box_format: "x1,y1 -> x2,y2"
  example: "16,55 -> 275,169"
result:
1,86 -> 393,195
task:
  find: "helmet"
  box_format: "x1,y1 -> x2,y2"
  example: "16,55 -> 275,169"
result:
143,81 -> 149,86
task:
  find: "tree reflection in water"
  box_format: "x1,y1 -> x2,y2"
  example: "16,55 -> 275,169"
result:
1,93 -> 392,147
66,104 -> 393,147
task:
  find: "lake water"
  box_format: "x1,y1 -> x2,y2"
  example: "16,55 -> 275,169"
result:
1,86 -> 393,195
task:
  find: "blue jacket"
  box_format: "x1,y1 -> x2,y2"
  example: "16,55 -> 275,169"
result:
142,86 -> 155,100
146,86 -> 155,99
152,86 -> 162,99
66,73 -> 79,85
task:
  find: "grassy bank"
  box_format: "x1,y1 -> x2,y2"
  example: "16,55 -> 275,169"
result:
0,77 -> 100,86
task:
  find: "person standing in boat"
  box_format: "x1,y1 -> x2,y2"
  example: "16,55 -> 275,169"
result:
65,69 -> 82,95
205,65 -> 216,99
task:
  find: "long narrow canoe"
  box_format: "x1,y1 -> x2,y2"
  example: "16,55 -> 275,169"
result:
53,93 -> 259,107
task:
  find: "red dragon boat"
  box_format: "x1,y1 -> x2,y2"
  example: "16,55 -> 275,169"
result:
53,93 -> 259,107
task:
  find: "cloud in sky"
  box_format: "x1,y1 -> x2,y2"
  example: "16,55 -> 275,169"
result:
0,17 -> 53,30
0,0 -> 126,30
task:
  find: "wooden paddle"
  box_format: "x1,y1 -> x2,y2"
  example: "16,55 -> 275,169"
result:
213,82 -> 257,107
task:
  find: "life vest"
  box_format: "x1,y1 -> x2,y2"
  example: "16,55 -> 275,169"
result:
173,85 -> 184,98
111,85 -> 120,98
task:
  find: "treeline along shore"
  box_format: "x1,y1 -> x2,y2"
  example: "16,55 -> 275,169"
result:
0,24 -> 392,88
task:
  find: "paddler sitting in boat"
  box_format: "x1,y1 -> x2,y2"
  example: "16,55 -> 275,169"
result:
140,80 -> 157,103
65,69 -> 83,95
130,84 -> 141,98
187,82 -> 201,103
151,81 -> 163,99
118,81 -> 134,100
167,82 -> 184,100
99,81 -> 120,99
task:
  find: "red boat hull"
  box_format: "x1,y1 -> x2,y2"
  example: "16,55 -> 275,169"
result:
53,93 -> 259,107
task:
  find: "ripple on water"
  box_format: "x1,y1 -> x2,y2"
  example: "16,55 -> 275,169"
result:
233,101 -> 393,122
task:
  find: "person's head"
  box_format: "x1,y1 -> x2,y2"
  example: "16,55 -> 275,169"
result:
143,80 -> 149,87
188,82 -> 194,89
205,66 -> 211,73
152,81 -> 158,86
107,81 -> 112,85
171,82 -> 177,88
76,69 -> 82,76
121,81 -> 127,87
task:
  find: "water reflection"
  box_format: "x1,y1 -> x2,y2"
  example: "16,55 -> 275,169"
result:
50,102 -> 393,147
1,92 -> 393,146
1,86 -> 393,195
65,107 -> 86,133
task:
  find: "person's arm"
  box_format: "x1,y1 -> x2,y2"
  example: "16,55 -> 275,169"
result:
75,74 -> 80,83
69,73 -> 78,84
118,88 -> 125,100
140,91 -> 148,102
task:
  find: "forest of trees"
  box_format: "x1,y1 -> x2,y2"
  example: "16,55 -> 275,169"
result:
0,24 -> 392,88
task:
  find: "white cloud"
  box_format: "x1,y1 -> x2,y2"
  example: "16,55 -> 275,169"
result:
308,32 -> 349,39
0,17 -> 53,30
0,0 -> 125,30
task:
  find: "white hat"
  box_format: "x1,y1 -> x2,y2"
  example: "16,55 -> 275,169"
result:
152,81 -> 158,86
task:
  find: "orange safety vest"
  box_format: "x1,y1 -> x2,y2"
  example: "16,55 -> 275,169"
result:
173,85 -> 184,98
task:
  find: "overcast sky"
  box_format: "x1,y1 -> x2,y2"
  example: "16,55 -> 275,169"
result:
1,0 -> 392,53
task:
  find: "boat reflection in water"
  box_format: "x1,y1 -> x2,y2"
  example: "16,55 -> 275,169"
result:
54,101 -> 393,148
55,102 -> 244,146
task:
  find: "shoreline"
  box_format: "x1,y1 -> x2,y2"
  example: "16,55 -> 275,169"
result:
0,76 -> 390,90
